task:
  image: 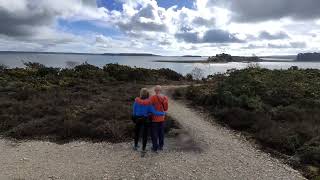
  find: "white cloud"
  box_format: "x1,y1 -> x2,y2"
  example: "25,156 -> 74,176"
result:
0,0 -> 318,55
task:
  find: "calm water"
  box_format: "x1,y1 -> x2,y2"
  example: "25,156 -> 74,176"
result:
1,52 -> 320,76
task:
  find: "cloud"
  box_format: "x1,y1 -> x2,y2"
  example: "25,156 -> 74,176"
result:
0,0 -> 318,56
242,44 -> 265,49
118,21 -> 167,32
229,0 -> 320,22
0,0 -> 100,52
268,41 -> 307,49
112,1 -> 168,33
175,29 -> 243,43
0,0 -> 102,37
289,42 -> 307,48
203,29 -> 243,43
0,2 -> 55,37
192,17 -> 215,27
0,0 -> 101,48
243,41 -> 306,50
258,31 -> 290,40
175,32 -> 199,43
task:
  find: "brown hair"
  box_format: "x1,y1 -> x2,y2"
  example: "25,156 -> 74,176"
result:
140,88 -> 149,99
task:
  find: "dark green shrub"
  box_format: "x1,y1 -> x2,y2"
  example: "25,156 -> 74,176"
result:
74,62 -> 106,79
185,73 -> 193,81
103,63 -> 183,82
157,68 -> 184,81
185,85 -> 199,100
172,88 -> 184,99
181,67 -> 320,177
218,108 -> 259,130
23,62 -> 46,70
104,64 -> 149,81
298,137 -> 320,166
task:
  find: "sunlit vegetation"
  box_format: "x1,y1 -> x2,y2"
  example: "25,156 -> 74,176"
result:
174,66 -> 320,179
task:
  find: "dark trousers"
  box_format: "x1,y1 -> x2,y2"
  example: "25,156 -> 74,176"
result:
151,122 -> 165,151
134,118 -> 150,151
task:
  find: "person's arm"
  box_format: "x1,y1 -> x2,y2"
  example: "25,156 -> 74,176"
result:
148,105 -> 165,116
135,97 -> 151,105
164,96 -> 168,111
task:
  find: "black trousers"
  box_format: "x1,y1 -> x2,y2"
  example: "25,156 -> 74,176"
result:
151,121 -> 165,151
134,117 -> 150,151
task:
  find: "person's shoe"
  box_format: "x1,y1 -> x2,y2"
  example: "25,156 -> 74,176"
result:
141,150 -> 147,157
158,147 -> 163,151
151,148 -> 158,153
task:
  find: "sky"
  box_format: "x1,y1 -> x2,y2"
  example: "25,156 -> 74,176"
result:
0,0 -> 319,56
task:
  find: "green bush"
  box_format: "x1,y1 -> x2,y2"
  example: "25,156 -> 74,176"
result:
103,63 -> 184,82
0,62 -> 183,142
185,73 -> 193,81
298,137 -> 320,166
157,68 -> 184,81
217,108 -> 263,130
178,66 -> 320,177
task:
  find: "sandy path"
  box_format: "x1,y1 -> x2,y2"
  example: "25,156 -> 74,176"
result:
0,86 -> 306,180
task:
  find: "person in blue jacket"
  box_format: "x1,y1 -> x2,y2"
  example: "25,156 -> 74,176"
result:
133,88 -> 165,157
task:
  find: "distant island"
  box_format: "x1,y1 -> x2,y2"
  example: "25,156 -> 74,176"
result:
297,52 -> 320,61
207,53 -> 261,63
155,53 -> 262,64
259,55 -> 296,59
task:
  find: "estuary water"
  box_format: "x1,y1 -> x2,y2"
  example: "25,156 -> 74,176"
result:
1,52 -> 320,76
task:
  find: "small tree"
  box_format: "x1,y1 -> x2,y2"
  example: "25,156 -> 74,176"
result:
23,62 -> 46,70
289,66 -> 299,70
185,73 -> 193,81
191,67 -> 204,80
247,62 -> 260,69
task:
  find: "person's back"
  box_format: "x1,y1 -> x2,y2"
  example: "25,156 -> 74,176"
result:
149,85 -> 168,152
132,88 -> 165,157
133,97 -> 164,117
149,94 -> 168,122
134,86 -> 168,151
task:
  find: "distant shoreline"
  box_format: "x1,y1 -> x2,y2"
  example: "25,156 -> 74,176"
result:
154,59 -> 296,64
154,60 -> 213,63
0,51 -> 160,56
1,51 -> 319,63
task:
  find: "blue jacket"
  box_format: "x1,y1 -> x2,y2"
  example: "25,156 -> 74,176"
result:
133,98 -> 165,117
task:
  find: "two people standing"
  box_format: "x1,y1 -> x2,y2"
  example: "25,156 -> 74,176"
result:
132,85 -> 168,156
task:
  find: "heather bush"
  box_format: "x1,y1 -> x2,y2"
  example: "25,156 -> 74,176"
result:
0,62 -> 181,142
175,67 -> 320,178
103,63 -> 184,82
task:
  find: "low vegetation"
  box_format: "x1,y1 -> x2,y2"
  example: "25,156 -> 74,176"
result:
207,53 -> 261,62
174,66 -> 320,179
297,52 -> 320,61
0,62 -> 183,142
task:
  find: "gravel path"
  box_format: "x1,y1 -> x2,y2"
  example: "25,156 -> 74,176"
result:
0,86 -> 306,180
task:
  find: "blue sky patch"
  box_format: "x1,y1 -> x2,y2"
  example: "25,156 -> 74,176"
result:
156,0 -> 195,9
97,0 -> 123,11
97,0 -> 195,11
58,19 -> 122,37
